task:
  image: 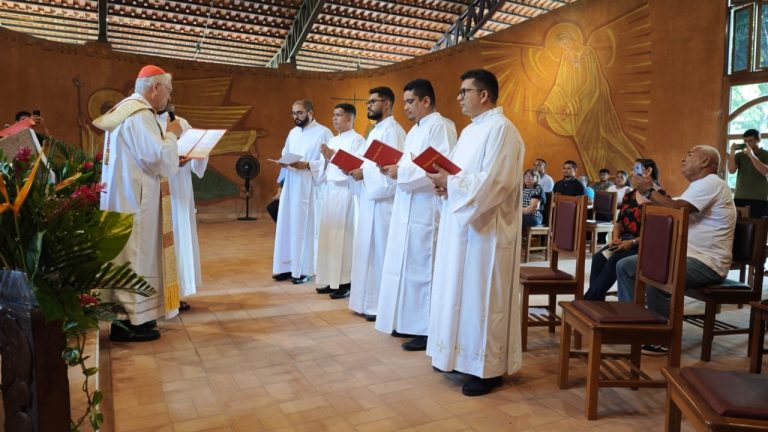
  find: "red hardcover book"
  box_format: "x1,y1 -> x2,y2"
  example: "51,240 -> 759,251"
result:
0,118 -> 35,139
330,148 -> 364,172
363,139 -> 403,166
412,146 -> 461,175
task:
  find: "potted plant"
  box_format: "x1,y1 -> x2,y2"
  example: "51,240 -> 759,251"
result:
0,138 -> 155,431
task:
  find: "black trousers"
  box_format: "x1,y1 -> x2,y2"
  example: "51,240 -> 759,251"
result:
734,198 -> 768,218
266,199 -> 279,222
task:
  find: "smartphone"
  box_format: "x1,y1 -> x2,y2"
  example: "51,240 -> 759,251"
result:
633,163 -> 643,175
733,143 -> 746,151
32,110 -> 40,117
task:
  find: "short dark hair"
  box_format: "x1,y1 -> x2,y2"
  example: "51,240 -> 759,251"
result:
638,158 -> 660,182
370,86 -> 395,104
535,158 -> 547,166
460,69 -> 499,103
293,99 -> 314,112
564,160 -> 578,169
15,111 -> 31,121
616,170 -> 628,177
743,129 -> 761,140
403,79 -> 436,107
599,168 -> 610,175
334,102 -> 356,116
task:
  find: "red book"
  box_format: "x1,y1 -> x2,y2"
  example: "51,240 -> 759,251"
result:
412,146 -> 461,175
363,139 -> 403,166
330,149 -> 364,172
0,118 -> 35,138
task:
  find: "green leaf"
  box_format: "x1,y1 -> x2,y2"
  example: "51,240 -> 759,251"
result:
84,367 -> 98,376
89,412 -> 104,430
91,390 -> 103,405
62,320 -> 79,332
93,211 -> 134,262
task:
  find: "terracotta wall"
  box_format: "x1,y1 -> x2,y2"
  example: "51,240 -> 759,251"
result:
0,0 -> 726,201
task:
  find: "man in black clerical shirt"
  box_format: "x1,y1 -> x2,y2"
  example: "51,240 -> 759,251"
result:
553,160 -> 587,196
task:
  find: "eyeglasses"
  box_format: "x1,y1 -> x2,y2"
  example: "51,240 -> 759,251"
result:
366,99 -> 384,106
457,88 -> 481,99
291,111 -> 307,117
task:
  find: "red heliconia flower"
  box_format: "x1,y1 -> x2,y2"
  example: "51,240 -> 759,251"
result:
14,146 -> 32,164
70,183 -> 102,206
78,293 -> 100,307
82,161 -> 94,170
93,152 -> 103,163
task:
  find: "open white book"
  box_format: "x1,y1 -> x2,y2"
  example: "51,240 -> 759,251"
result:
177,129 -> 226,159
267,153 -> 303,165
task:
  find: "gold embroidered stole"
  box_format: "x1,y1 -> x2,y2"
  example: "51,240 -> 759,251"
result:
93,97 -> 180,313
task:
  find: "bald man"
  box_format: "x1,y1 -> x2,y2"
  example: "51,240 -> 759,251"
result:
615,145 -> 736,355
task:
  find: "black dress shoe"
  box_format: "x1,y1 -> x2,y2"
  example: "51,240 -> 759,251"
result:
391,330 -> 417,338
138,320 -> 157,330
179,301 -> 191,311
461,376 -> 503,396
364,314 -> 376,322
315,286 -> 333,294
402,336 -> 427,351
109,322 -> 160,343
272,272 -> 292,281
329,286 -> 350,299
291,275 -> 311,284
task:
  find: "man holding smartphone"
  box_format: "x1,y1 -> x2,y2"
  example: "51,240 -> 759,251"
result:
727,129 -> 768,217
14,110 -> 51,144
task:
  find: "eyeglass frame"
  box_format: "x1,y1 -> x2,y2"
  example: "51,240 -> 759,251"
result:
457,88 -> 483,99
366,98 -> 385,106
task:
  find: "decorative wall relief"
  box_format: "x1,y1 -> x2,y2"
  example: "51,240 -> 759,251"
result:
482,2 -> 651,179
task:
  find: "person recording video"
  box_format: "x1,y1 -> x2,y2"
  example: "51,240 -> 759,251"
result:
14,110 -> 52,144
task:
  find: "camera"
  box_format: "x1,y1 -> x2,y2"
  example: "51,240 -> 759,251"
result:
633,163 -> 644,176
32,110 -> 41,117
733,143 -> 747,151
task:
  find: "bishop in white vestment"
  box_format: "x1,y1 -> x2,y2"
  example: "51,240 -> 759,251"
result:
273,100 -> 333,283
314,104 -> 366,295
348,87 -> 406,312
427,70 -> 525,396
376,79 -> 457,352
97,65 -> 183,342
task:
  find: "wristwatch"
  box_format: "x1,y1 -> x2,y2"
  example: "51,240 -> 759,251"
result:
643,187 -> 655,199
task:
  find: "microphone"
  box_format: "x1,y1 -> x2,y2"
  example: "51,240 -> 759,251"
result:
167,104 -> 176,122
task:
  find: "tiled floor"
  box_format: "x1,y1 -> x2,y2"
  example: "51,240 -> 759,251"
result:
107,218 -> 763,432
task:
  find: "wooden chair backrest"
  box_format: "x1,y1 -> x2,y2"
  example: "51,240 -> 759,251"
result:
732,217 -> 768,296
634,205 -> 689,330
549,194 -> 587,281
593,190 -> 617,222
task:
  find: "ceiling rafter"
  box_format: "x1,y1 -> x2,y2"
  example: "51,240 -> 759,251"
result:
0,0 -> 576,71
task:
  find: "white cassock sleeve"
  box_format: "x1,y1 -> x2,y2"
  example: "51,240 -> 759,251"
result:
446,123 -> 519,227
126,110 -> 180,178
191,157 -> 208,178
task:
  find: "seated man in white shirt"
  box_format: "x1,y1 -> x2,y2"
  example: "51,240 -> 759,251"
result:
615,145 -> 736,355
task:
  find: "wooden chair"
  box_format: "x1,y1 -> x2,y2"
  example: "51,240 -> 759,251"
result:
522,191 -> 553,263
558,205 -> 689,420
733,206 -> 751,284
682,217 -> 768,362
662,366 -> 768,431
749,300 -> 768,374
585,191 -> 618,254
519,194 -> 587,352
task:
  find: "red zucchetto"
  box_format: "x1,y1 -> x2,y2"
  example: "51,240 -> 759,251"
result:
137,65 -> 166,78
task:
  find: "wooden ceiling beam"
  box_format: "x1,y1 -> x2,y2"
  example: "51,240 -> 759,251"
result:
266,0 -> 325,67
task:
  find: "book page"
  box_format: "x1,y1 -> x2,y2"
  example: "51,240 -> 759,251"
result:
267,153 -> 303,165
177,129 -> 226,159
